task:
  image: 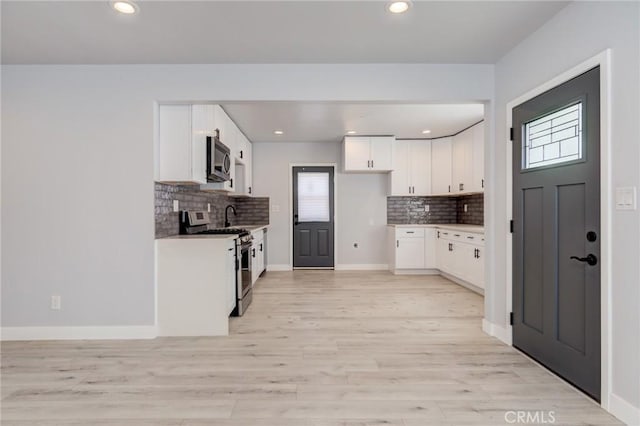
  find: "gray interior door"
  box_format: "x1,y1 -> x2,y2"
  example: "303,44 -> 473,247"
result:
512,67 -> 601,401
293,166 -> 335,268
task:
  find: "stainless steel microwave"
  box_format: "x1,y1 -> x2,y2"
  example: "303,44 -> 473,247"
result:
206,129 -> 231,182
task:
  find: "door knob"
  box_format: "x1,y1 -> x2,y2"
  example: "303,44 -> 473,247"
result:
570,254 -> 598,266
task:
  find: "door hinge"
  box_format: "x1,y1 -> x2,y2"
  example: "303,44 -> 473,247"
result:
509,220 -> 514,233
509,312 -> 514,326
509,127 -> 514,141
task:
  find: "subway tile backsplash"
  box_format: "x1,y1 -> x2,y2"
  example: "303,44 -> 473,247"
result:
456,193 -> 484,225
155,183 -> 269,238
387,193 -> 484,225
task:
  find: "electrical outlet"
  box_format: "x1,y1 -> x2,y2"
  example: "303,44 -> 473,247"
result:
353,243 -> 359,248
424,205 -> 430,212
464,204 -> 468,212
173,200 -> 179,212
207,203 -> 211,212
50,295 -> 61,310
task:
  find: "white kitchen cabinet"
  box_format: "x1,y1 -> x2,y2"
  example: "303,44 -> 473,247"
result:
451,122 -> 484,194
231,137 -> 253,197
156,237 -> 234,336
452,127 -> 473,194
424,228 -> 437,269
251,229 -> 265,285
471,121 -> 485,192
343,136 -> 394,172
436,229 -> 484,290
226,242 -> 237,316
390,140 -> 431,196
395,229 -> 425,269
431,137 -> 453,195
156,104 -> 216,184
388,227 -> 439,272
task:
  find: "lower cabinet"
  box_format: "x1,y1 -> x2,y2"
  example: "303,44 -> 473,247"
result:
389,226 -> 484,291
251,229 -> 266,285
436,229 -> 484,290
156,237 -> 234,337
389,227 -> 437,272
227,241 -> 237,316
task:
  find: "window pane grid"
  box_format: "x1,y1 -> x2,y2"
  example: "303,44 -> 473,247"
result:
523,102 -> 583,169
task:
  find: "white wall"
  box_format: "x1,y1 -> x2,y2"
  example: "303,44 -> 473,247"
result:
252,142 -> 388,268
489,1 -> 639,416
1,63 -> 494,327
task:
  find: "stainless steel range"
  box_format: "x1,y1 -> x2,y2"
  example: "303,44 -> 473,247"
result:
179,210 -> 254,316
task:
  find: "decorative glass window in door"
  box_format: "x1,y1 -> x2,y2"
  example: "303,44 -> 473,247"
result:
297,172 -> 330,222
523,102 -> 583,169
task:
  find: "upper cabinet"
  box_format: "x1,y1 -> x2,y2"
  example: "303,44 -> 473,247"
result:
156,104 -> 214,184
390,140 -> 432,196
343,136 -> 394,172
471,122 -> 485,192
431,137 -> 453,195
451,122 -> 484,194
156,103 -> 254,196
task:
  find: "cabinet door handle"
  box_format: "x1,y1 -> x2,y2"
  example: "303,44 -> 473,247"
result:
454,234 -> 460,237
230,178 -> 233,188
448,185 -> 451,193
467,236 -> 474,239
482,178 -> 484,188
476,249 -> 480,259
397,240 -> 399,248
240,150 -> 243,159
371,160 -> 374,168
406,231 -> 414,234
260,243 -> 263,252
252,248 -> 256,258
249,187 -> 252,194
459,183 -> 464,191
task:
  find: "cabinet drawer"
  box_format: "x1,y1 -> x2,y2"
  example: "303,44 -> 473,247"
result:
396,228 -> 425,238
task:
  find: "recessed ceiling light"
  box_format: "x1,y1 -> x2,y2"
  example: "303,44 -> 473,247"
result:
387,1 -> 411,14
273,130 -> 284,135
111,1 -> 138,15
422,129 -> 432,135
346,130 -> 357,135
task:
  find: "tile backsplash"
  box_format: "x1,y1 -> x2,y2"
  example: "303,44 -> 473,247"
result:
456,193 -> 484,225
387,193 -> 484,225
155,183 -> 269,238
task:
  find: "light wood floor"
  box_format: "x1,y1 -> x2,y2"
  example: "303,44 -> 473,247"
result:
1,271 -> 622,425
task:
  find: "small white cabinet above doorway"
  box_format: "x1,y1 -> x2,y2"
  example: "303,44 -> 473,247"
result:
343,136 -> 395,172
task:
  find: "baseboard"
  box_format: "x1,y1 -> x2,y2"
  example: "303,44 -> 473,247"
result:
609,392 -> 640,425
266,264 -> 293,272
334,264 -> 389,271
1,326 -> 157,341
482,319 -> 512,345
440,271 -> 484,296
391,268 -> 439,275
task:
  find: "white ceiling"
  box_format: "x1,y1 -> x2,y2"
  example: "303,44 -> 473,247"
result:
1,1 -> 568,64
221,102 -> 484,142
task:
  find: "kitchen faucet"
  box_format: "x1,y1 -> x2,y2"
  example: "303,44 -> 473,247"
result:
224,205 -> 237,228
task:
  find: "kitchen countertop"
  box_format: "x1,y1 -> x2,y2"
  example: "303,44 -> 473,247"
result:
158,224 -> 269,240
387,223 -> 484,234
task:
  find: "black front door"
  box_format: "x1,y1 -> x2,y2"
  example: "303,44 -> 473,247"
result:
512,67 -> 601,400
292,166 -> 335,268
